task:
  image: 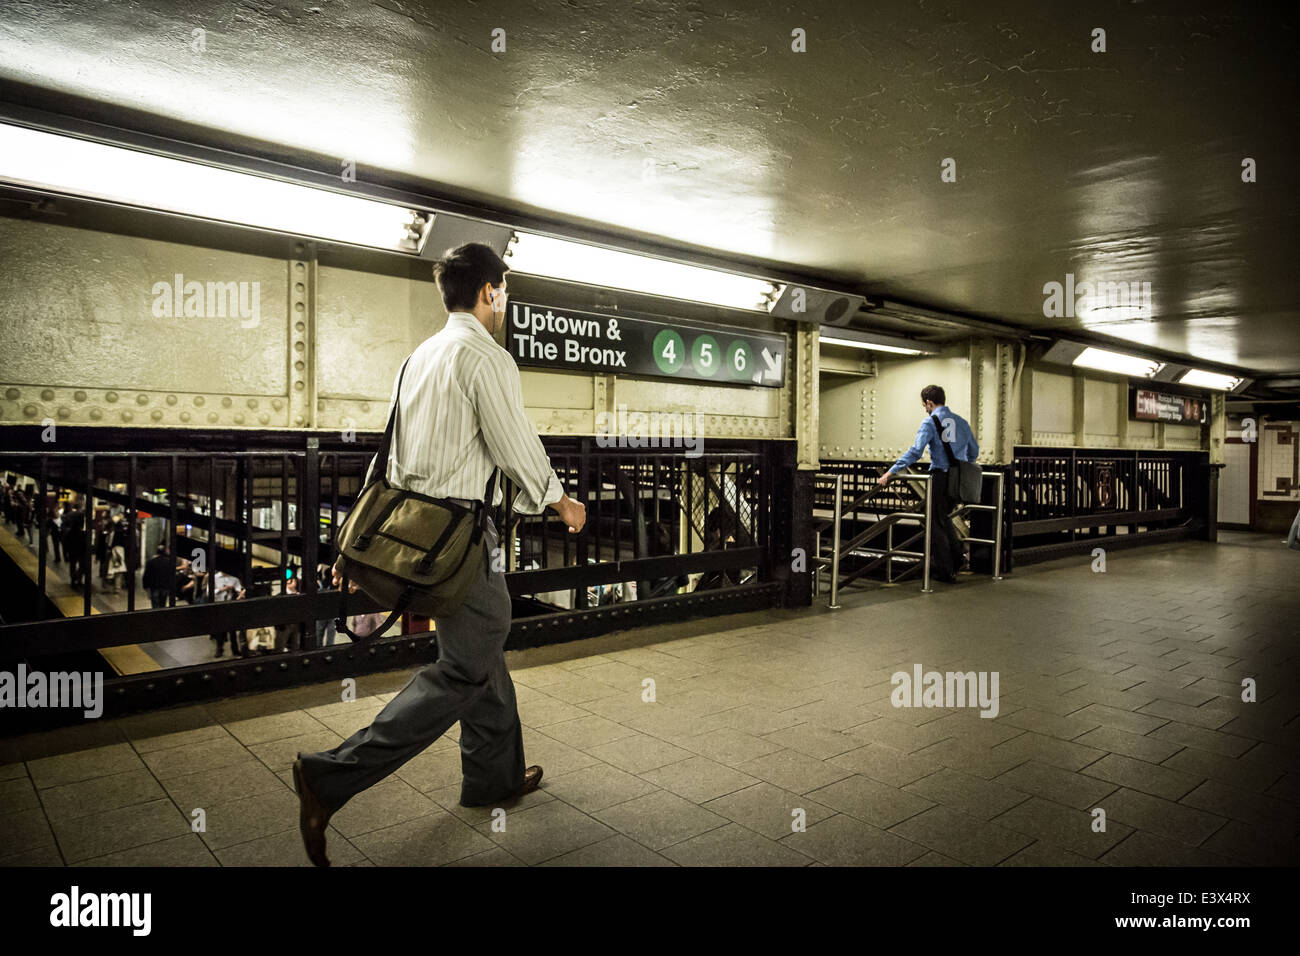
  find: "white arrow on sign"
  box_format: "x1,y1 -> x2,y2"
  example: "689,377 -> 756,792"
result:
761,348 -> 782,382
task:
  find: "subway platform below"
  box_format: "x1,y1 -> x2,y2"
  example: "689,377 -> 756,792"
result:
1,532 -> 1296,868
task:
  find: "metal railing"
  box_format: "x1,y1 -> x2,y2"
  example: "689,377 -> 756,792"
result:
1011,448 -> 1188,527
0,433 -> 792,726
1009,447 -> 1205,562
813,471 -> 933,607
494,444 -> 767,607
0,437 -> 782,656
812,468 -> 1006,608
954,470 -> 1006,582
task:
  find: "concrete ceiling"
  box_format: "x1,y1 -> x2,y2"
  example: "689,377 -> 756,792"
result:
1,0 -> 1296,374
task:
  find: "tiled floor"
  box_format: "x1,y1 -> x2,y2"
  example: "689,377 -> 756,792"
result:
1,531 -> 1297,866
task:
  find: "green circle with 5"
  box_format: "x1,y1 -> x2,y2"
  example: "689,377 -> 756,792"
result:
691,334 -> 721,377
653,328 -> 686,374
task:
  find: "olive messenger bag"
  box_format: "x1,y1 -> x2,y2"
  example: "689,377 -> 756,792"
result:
333,356 -> 499,640
930,413 -> 983,505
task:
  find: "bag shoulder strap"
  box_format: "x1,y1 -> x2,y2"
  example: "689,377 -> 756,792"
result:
475,466 -> 501,538
366,356 -> 412,486
930,413 -> 963,470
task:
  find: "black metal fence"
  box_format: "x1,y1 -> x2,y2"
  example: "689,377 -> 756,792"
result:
1010,447 -> 1209,562
0,430 -> 791,727
498,442 -> 768,609
815,448 -> 1209,574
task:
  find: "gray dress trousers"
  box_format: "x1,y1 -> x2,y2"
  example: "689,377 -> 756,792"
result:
299,518 -> 525,812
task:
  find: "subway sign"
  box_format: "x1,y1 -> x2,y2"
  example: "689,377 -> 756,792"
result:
1132,387 -> 1208,425
507,302 -> 787,387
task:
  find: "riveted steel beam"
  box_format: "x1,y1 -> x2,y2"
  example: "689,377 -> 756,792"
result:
795,324 -> 819,470
288,244 -> 317,428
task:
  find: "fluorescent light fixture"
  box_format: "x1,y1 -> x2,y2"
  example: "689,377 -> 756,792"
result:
821,336 -> 921,355
0,122 -> 432,252
1178,369 -> 1241,391
1072,346 -> 1162,378
819,328 -> 932,355
504,231 -> 783,311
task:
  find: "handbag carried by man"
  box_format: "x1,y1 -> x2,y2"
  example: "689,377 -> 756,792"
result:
930,414 -> 982,504
333,357 -> 499,640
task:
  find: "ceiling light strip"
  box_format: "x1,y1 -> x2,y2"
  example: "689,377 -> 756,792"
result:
1178,369 -> 1242,391
1071,346 -> 1163,378
504,231 -> 783,312
0,121 -> 430,252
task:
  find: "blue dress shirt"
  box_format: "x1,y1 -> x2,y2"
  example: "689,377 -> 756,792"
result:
888,405 -> 979,474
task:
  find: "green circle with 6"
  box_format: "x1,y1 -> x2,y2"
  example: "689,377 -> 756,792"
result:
725,339 -> 754,380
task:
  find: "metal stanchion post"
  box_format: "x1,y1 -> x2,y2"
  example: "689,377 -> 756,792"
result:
829,473 -> 843,609
921,473 -> 933,593
992,470 -> 1005,581
886,520 -> 894,583
813,527 -> 822,596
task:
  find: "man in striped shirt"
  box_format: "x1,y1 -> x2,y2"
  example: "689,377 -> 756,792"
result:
295,243 -> 586,866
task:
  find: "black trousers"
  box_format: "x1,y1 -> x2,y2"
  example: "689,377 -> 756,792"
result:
214,628 -> 244,656
928,469 -> 965,580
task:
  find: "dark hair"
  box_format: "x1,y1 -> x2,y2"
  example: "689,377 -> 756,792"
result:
432,242 -> 508,312
921,385 -> 946,406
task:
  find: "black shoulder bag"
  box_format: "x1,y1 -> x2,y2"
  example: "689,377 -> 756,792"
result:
930,414 -> 983,504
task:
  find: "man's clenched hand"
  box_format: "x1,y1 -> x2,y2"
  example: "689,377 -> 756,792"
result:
551,494 -> 587,533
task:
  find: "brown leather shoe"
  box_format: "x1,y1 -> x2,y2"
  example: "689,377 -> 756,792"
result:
460,765 -> 544,807
519,764 -> 543,797
293,757 -> 331,867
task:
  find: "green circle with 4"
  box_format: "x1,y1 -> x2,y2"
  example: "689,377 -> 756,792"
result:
725,339 -> 753,380
653,329 -> 686,374
690,334 -> 722,377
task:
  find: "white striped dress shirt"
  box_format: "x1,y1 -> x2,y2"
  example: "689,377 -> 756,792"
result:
373,311 -> 565,514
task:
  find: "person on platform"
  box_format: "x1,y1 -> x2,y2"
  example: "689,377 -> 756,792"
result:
12,487 -> 32,544
143,544 -> 175,609
107,514 -> 131,593
47,507 -> 63,563
62,506 -> 86,588
273,572 -> 305,653
876,384 -> 979,583
314,563 -> 339,647
211,570 -> 245,657
294,241 -> 587,866
94,515 -> 112,592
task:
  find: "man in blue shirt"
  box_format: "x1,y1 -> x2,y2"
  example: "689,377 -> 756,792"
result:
876,384 -> 978,582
